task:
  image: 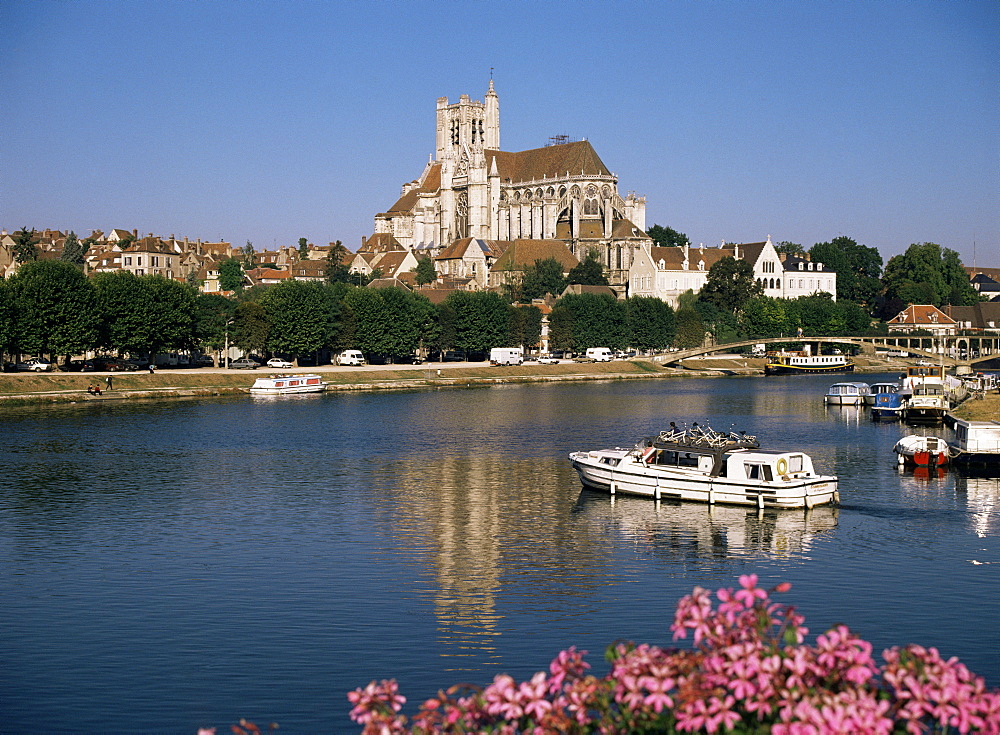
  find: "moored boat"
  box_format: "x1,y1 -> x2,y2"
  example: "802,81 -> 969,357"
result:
568,423 -> 839,509
249,373 -> 327,395
870,392 -> 904,421
903,384 -> 949,424
824,382 -> 870,406
949,420 -> 1000,469
893,435 -> 953,467
865,382 -> 900,406
764,350 -> 855,376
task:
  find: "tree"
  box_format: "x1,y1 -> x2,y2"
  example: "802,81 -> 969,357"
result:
881,242 -> 978,307
774,241 -> 805,257
446,290 -> 510,353
566,250 -> 609,286
325,240 -> 352,284
12,227 -> 39,264
809,237 -> 883,306
556,292 -> 627,350
193,293 -> 235,354
519,257 -> 567,302
414,256 -> 437,287
6,260 -> 100,360
218,257 -> 245,292
547,304 -> 574,353
646,224 -> 688,248
698,256 -> 762,314
626,296 -> 675,352
298,238 -> 309,260
431,302 -> 457,354
674,308 -> 706,348
260,280 -> 338,362
94,272 -> 196,356
231,300 -> 270,356
739,296 -> 788,338
240,240 -> 257,271
343,287 -> 392,355
60,231 -> 88,266
508,305 -> 543,350
377,287 -> 427,357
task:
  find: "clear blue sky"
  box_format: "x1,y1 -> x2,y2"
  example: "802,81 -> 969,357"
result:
2,0 -> 996,267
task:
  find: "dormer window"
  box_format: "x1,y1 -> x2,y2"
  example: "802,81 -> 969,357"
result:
798,262 -> 804,270
816,263 -> 823,271
698,260 -> 705,271
658,259 -> 665,269
808,262 -> 813,271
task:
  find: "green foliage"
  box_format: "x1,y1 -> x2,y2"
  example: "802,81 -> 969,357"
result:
739,296 -> 789,338
774,241 -> 805,257
0,280 -> 13,355
12,228 -> 39,263
881,242 -> 978,308
698,256 -> 762,314
342,288 -> 391,355
194,293 -> 235,352
809,236 -> 883,305
445,290 -> 510,353
60,231 -> 88,266
298,238 -> 309,259
508,305 -> 543,349
240,241 -> 257,270
325,240 -> 353,284
646,224 -> 688,248
259,280 -> 338,360
431,303 -> 457,353
566,250 -> 608,286
626,296 -> 675,352
547,304 -> 574,352
218,257 -> 245,292
519,257 -> 567,302
673,308 -> 706,348
375,287 -> 428,357
231,300 -> 270,356
783,293 -> 869,337
94,271 -> 196,355
414,256 -> 437,287
7,260 -> 99,358
556,292 -> 627,350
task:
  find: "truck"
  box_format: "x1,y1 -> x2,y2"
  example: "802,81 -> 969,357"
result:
585,347 -> 613,362
489,347 -> 523,366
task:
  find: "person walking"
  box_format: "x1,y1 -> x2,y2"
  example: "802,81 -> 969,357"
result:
105,375 -> 113,391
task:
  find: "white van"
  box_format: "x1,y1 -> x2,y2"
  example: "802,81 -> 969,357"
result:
336,350 -> 366,366
585,347 -> 613,362
489,347 -> 523,366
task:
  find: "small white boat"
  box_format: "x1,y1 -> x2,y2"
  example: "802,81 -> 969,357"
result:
865,382 -> 900,406
568,423 -> 839,509
824,382 -> 870,406
249,373 -> 327,395
893,435 -> 953,467
950,420 -> 1000,469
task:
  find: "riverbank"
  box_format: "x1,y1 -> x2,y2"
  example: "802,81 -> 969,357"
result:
0,354 -> 908,406
951,393 -> 1000,422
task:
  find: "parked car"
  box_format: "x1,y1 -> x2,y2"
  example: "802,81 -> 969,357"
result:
441,350 -> 465,362
537,353 -> 559,365
194,355 -> 215,367
93,357 -> 137,372
336,350 -> 366,366
125,357 -> 149,370
16,357 -> 54,372
266,358 -> 294,369
229,357 -> 261,369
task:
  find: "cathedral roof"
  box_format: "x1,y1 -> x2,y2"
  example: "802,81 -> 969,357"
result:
436,237 -> 504,260
382,162 -> 443,215
555,217 -> 651,241
489,239 -> 579,272
486,140 -> 611,184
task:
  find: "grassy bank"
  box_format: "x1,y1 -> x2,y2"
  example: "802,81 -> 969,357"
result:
951,394 -> 1000,422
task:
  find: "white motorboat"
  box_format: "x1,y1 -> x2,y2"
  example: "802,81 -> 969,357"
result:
249,373 -> 327,395
903,384 -> 949,424
824,382 -> 870,406
568,423 -> 839,509
893,435 -> 953,467
949,420 -> 1000,469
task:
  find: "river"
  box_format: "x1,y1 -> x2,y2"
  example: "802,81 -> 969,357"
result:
1,373 -> 997,732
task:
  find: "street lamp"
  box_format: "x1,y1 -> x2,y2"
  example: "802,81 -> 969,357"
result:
224,318 -> 233,369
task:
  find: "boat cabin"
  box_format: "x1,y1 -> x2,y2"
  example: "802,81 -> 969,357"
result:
952,420 -> 1000,454
641,443 -> 817,482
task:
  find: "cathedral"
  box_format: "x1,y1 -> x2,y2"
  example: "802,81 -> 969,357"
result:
366,82 -> 651,290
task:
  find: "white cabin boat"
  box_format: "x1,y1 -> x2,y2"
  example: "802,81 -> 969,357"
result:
249,373 -> 327,395
765,350 -> 855,376
903,384 -> 949,424
568,424 -> 839,509
949,420 -> 1000,469
824,382 -> 870,406
893,435 -> 952,467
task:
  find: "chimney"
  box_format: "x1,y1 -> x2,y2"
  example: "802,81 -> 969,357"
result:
132,229 -> 138,237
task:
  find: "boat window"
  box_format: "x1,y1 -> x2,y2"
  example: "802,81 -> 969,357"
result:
746,463 -> 761,480
679,453 -> 698,468
600,457 -> 620,467
789,455 -> 803,473
762,465 -> 774,482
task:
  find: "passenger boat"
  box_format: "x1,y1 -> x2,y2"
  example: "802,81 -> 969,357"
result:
764,350 -> 855,376
249,373 -> 327,395
568,423 -> 839,509
949,420 -> 1000,469
824,382 -> 870,406
903,384 -> 949,424
870,392 -> 904,421
864,382 -> 900,406
893,435 -> 952,467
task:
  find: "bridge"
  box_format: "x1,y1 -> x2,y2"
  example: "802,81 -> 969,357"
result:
655,335 -> 1000,370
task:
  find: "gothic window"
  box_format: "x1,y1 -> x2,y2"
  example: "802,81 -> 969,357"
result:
455,191 -> 469,238
583,198 -> 599,215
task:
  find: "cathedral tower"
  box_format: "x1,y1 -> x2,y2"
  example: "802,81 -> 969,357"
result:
435,82 -> 500,161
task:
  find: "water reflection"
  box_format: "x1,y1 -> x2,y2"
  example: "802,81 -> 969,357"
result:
573,491 -> 838,562
955,474 -> 1000,539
